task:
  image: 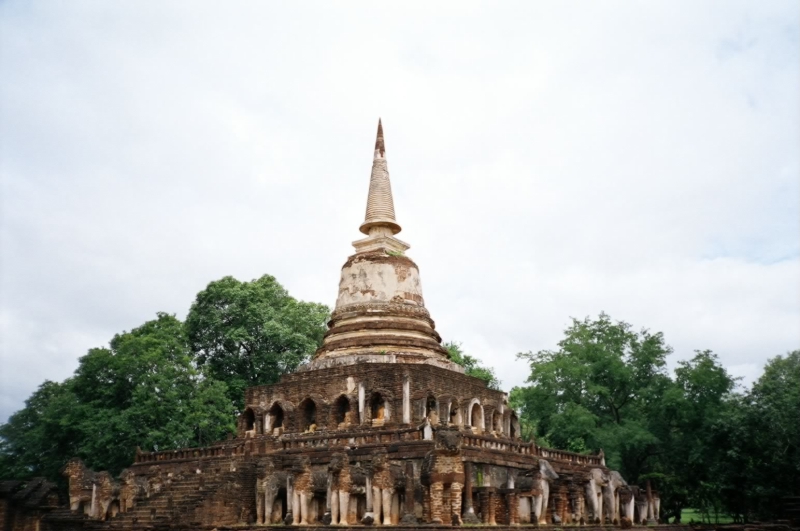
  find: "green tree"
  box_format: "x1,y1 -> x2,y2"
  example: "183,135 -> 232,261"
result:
739,350 -> 800,518
0,313 -> 234,480
0,380 -> 81,482
70,314 -> 234,472
444,341 -> 501,390
699,351 -> 800,522
653,350 -> 738,522
185,275 -> 330,410
511,313 -> 673,476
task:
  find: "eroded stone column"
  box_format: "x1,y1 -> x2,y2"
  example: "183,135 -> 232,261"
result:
324,471 -> 334,525
359,383 -> 365,425
403,376 -> 411,424
489,489 -> 497,525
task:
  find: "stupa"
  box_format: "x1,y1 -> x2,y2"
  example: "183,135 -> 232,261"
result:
309,119 -> 455,372
5,121 -> 663,531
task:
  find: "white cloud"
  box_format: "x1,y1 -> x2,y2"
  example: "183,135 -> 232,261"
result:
1,0 -> 798,421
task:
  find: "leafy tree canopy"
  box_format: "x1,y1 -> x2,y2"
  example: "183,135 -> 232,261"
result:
511,313 -> 673,471
445,341 -> 501,390
0,313 -> 234,480
185,275 -> 330,410
509,313 -> 748,522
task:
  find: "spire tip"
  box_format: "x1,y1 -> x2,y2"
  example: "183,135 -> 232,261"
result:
374,118 -> 385,158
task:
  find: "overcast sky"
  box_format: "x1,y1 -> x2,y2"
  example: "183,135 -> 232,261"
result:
1,1 -> 798,423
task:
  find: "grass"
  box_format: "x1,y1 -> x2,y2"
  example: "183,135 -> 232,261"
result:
681,508 -> 735,524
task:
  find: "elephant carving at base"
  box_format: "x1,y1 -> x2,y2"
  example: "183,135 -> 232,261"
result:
619,486 -> 635,523
421,427 -> 464,525
328,452 -> 353,526
530,459 -> 558,525
290,455 -> 314,525
256,457 -> 288,525
603,470 -> 628,524
584,468 -> 608,524
364,450 -> 398,525
630,486 -> 648,524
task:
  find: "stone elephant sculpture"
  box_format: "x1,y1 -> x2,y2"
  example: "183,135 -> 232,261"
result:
584,468 -> 608,524
603,470 -> 628,523
532,459 -> 559,525
256,457 -> 289,525
421,427 -> 464,525
328,452 -> 354,526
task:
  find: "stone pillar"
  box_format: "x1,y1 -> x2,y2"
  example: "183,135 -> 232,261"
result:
552,489 -> 565,524
479,488 -> 497,525
401,462 -> 418,524
403,376 -> 411,424
462,462 -> 480,523
489,490 -> 497,525
479,490 -> 490,524
323,471 -> 334,525
91,484 -> 97,519
359,383 -> 365,424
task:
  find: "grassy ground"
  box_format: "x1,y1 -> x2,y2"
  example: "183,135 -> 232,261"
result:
681,508 -> 735,524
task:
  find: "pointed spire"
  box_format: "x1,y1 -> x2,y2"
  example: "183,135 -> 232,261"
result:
359,118 -> 401,236
374,118 -> 386,159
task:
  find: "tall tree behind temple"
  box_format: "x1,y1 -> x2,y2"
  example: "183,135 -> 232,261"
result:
0,313 -> 234,479
185,275 -> 330,411
733,350 -> 800,519
0,380 -> 81,482
511,313 -> 674,471
444,341 -> 502,390
509,314 -> 738,522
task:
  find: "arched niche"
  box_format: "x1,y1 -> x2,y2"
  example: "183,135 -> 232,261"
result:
425,394 -> 439,424
298,398 -> 317,432
468,400 -> 484,434
266,402 -> 285,434
331,394 -> 352,428
492,409 -> 502,435
242,407 -> 257,434
370,392 -> 389,425
510,411 -> 521,440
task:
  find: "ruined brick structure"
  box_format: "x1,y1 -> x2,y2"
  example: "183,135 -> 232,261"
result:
3,121 -> 669,531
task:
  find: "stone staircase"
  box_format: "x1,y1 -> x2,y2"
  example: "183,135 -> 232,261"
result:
106,469 -> 244,529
